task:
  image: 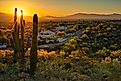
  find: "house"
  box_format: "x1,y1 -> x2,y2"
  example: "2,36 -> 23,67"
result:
0,44 -> 7,49
57,26 -> 67,32
38,30 -> 55,39
57,38 -> 67,43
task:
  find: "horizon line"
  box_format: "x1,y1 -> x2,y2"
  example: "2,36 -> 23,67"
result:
0,11 -> 121,17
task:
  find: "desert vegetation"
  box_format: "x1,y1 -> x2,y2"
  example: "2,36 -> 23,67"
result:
0,8 -> 121,81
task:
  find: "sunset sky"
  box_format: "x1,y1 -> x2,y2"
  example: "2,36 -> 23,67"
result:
0,0 -> 121,16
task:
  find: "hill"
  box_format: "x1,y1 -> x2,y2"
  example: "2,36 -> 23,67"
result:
41,13 -> 121,21
0,12 -> 121,22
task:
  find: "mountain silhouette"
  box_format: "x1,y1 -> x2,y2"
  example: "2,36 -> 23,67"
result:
0,12 -> 121,22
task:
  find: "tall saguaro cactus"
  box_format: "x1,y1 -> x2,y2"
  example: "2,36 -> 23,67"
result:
30,14 -> 38,75
13,8 -> 20,63
20,10 -> 25,64
13,8 -> 17,62
12,8 -> 31,64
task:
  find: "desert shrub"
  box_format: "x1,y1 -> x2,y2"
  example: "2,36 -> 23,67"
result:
62,36 -> 79,54
96,47 -> 111,57
80,34 -> 89,40
110,50 -> 121,60
109,43 -> 120,51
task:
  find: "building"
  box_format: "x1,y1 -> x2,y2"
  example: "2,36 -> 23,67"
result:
57,26 -> 67,32
38,30 -> 55,39
0,44 -> 7,49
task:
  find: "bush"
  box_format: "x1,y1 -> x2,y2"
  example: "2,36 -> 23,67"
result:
96,47 -> 111,57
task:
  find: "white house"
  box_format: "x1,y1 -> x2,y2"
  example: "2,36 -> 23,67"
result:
0,44 -> 7,49
38,30 -> 55,39
57,38 -> 67,43
57,26 -> 67,31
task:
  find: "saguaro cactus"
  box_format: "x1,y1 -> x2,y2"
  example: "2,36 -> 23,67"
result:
13,8 -> 20,63
12,8 -> 31,63
20,10 -> 25,64
30,14 -> 38,75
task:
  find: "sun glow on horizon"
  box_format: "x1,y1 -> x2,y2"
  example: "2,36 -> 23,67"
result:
17,10 -> 21,17
12,7 -> 27,17
0,0 -> 121,17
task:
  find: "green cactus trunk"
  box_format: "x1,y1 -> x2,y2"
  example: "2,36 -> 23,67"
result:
30,14 -> 38,75
13,8 -> 20,63
20,10 -> 25,64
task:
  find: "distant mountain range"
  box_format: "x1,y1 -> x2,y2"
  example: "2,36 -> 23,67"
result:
40,13 -> 121,21
0,12 -> 121,22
